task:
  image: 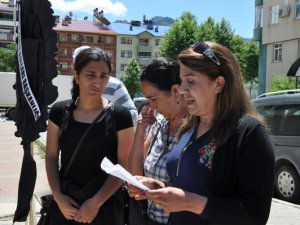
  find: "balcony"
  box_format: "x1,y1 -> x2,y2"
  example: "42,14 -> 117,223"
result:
137,56 -> 152,65
255,0 -> 263,6
137,43 -> 152,52
0,33 -> 13,41
253,27 -> 262,41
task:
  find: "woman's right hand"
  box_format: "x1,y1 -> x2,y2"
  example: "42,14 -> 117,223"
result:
128,176 -> 165,200
54,193 -> 80,220
137,106 -> 157,129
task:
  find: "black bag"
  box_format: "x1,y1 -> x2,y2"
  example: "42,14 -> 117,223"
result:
36,106 -> 109,225
128,197 -> 148,225
36,194 -> 53,225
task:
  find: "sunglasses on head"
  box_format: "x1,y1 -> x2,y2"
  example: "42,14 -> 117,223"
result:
191,42 -> 220,66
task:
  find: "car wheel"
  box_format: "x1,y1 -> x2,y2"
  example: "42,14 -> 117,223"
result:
275,165 -> 300,204
6,107 -> 17,121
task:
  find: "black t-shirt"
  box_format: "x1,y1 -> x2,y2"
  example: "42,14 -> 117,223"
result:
49,100 -> 133,201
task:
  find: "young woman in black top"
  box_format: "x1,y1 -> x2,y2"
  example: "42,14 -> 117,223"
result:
46,47 -> 134,224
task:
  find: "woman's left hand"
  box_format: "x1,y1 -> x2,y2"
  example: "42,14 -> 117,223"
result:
73,198 -> 100,224
146,187 -> 207,214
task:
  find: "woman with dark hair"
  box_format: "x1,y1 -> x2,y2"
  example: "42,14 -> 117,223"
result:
146,42 -> 275,225
128,58 -> 188,225
46,47 -> 134,224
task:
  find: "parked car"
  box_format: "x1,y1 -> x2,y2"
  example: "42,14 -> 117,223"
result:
252,89 -> 300,204
133,97 -> 149,114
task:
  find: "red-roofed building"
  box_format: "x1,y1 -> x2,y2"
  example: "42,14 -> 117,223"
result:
54,17 -> 117,76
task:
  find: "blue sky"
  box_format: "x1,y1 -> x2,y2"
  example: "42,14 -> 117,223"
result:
49,0 -> 255,38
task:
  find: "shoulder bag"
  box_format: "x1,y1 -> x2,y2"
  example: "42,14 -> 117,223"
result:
37,106 -> 110,225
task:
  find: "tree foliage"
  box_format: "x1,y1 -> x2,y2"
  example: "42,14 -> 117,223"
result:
159,12 -> 259,84
159,11 -> 199,60
270,76 -> 297,91
0,43 -> 16,72
120,58 -> 141,98
239,40 -> 259,83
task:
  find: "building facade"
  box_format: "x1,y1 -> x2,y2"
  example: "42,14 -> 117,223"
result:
54,17 -> 117,76
0,0 -> 17,47
254,0 -> 300,93
110,19 -> 170,78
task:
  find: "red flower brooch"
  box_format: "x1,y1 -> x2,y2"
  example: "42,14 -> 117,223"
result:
197,142 -> 217,169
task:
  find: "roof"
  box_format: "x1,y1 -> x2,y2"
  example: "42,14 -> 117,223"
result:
109,22 -> 170,37
54,20 -> 117,35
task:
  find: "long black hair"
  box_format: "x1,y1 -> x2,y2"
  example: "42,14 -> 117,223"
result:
71,47 -> 112,102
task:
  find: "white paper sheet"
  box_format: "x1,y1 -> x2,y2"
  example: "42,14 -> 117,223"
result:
100,157 -> 149,191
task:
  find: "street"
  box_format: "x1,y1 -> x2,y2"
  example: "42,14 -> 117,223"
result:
1,119 -> 300,224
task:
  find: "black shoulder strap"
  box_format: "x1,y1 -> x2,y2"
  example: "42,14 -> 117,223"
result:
62,105 -> 111,179
146,124 -> 162,157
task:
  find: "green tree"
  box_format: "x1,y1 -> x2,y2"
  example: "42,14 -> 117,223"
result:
160,12 -> 259,87
198,17 -> 259,85
0,43 -> 16,72
239,40 -> 259,82
120,58 -> 141,98
198,17 -> 216,42
215,18 -> 235,50
159,11 -> 199,59
270,76 -> 296,91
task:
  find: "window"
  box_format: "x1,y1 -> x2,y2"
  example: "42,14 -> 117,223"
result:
121,64 -> 127,71
297,0 -> 300,18
59,48 -> 67,56
257,105 -> 281,134
59,62 -> 68,69
105,36 -> 113,44
98,36 -> 103,44
274,43 -> 282,62
121,37 -> 132,44
270,5 -> 279,24
280,105 -> 300,135
138,52 -> 151,58
139,39 -> 149,46
0,12 -> 13,21
121,50 -> 132,58
71,35 -> 79,42
86,36 -> 94,43
59,34 -> 67,42
106,50 -> 113,58
155,39 -> 160,46
255,6 -> 263,28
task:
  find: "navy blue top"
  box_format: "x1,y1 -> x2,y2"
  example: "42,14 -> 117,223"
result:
167,131 -> 215,225
165,116 -> 275,225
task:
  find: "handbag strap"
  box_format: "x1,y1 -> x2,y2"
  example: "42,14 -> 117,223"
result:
62,104 -> 111,179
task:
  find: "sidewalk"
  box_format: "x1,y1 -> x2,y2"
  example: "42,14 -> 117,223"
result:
0,119 -> 50,224
1,119 -> 300,224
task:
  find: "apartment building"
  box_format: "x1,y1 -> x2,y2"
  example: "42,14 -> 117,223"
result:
254,0 -> 300,93
54,16 -> 117,76
0,0 -> 17,47
110,18 -> 170,78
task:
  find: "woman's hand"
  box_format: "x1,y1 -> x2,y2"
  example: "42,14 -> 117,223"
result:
54,193 -> 80,220
73,198 -> 100,224
146,187 -> 207,214
128,176 -> 165,200
137,106 -> 157,129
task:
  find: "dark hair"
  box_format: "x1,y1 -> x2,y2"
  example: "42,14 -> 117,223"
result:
140,57 -> 180,92
71,47 -> 112,101
178,41 -> 260,145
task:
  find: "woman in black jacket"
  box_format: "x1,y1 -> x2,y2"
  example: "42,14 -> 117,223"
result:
146,42 -> 275,225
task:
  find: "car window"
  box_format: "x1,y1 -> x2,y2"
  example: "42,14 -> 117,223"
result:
279,104 -> 300,136
256,105 -> 284,135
